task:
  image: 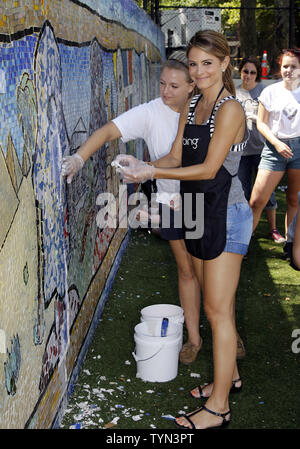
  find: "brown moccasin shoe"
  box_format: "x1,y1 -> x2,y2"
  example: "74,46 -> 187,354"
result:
179,338 -> 203,365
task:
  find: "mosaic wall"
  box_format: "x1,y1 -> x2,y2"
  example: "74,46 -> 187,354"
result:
0,0 -> 164,429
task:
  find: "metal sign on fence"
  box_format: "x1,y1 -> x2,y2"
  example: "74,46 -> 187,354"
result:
161,8 -> 221,51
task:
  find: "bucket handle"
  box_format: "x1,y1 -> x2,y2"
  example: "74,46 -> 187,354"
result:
132,344 -> 164,363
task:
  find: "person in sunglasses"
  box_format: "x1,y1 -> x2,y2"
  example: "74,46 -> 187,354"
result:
236,57 -> 284,244
250,48 -> 300,238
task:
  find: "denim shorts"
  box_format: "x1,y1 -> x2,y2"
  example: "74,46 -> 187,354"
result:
223,203 -> 253,256
259,137 -> 300,171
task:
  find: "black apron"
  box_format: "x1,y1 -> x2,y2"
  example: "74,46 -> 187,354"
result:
180,87 -> 234,260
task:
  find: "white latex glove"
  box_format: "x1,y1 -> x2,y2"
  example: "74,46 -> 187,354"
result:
134,204 -> 160,226
135,204 -> 150,224
169,193 -> 182,211
112,155 -> 155,184
112,154 -> 142,170
246,112 -> 257,122
122,161 -> 155,184
61,153 -> 85,184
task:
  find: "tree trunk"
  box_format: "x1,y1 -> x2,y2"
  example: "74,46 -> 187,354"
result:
274,0 -> 289,53
266,0 -> 290,75
240,0 -> 257,57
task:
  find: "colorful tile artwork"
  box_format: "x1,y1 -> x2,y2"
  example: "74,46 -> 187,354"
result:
0,0 -> 164,428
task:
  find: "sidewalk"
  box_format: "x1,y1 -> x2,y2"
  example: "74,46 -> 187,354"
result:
59,188 -> 300,430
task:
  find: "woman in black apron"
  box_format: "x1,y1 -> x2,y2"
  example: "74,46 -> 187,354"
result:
117,30 -> 252,430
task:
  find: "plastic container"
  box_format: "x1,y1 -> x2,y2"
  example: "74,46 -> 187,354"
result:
132,320 -> 182,382
140,304 -> 184,347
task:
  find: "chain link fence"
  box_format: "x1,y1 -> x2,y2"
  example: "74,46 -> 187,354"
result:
139,2 -> 300,78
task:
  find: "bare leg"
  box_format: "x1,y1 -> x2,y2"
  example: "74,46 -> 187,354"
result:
265,208 -> 276,232
176,252 -> 243,429
169,239 -> 201,347
286,169 -> 300,231
249,169 -> 284,232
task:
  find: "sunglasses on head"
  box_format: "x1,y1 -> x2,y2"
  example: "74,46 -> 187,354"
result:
242,69 -> 257,75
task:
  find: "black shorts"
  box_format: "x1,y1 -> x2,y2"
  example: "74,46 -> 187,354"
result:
159,203 -> 184,241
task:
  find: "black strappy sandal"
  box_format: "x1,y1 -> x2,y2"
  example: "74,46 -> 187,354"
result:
190,378 -> 242,399
175,405 -> 231,430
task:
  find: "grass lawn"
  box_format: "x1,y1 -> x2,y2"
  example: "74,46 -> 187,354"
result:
60,188 -> 300,430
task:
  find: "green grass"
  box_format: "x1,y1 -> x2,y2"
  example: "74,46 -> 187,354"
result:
60,189 -> 300,430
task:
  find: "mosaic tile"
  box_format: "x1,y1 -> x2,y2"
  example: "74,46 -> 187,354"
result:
0,0 -> 163,429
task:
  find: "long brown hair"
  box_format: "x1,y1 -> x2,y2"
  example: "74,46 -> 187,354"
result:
187,30 -> 235,96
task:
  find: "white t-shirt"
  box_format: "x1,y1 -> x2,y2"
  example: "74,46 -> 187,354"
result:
112,97 -> 180,204
258,81 -> 300,139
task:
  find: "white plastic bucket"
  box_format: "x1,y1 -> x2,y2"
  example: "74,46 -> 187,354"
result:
132,320 -> 182,382
140,304 -> 184,347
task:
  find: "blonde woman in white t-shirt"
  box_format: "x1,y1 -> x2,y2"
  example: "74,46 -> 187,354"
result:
250,49 -> 300,236
61,54 -> 209,364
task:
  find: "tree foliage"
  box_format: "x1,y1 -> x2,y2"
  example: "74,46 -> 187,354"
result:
135,1 -> 300,75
